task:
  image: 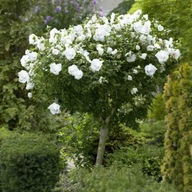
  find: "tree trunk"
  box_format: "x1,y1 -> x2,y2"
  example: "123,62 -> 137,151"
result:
95,125 -> 109,165
95,108 -> 115,165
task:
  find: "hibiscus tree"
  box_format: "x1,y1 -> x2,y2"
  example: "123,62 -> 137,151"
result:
19,10 -> 180,165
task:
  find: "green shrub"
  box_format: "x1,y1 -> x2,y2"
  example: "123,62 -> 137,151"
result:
0,128 -> 20,192
0,133 -> 60,192
104,121 -> 165,181
106,145 -> 164,182
148,93 -> 166,121
139,120 -> 165,147
66,165 -> 178,192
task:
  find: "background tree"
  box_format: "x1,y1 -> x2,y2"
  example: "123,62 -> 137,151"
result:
0,0 -> 33,130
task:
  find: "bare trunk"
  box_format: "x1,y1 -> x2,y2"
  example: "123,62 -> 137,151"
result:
95,126 -> 109,165
95,109 -> 115,165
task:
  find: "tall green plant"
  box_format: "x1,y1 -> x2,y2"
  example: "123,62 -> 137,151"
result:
162,63 -> 192,192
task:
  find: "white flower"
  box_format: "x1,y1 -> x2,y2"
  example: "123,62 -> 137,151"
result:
143,14 -> 148,20
78,48 -> 91,62
133,20 -> 143,33
139,34 -> 147,43
93,25 -> 111,42
110,13 -> 116,24
154,43 -> 161,49
93,27 -> 106,42
133,20 -> 151,35
155,50 -> 169,64
74,25 -> 84,35
99,76 -> 108,84
131,87 -> 138,95
20,50 -> 38,69
68,64 -> 78,75
106,47 -> 118,55
145,64 -> 157,77
132,9 -> 142,20
29,51 -> 37,61
52,48 -> 60,55
28,92 -> 32,98
133,69 -> 138,74
147,45 -> 155,51
169,49 -> 181,60
91,15 -> 97,22
18,70 -> 30,83
48,102 -> 61,115
96,44 -> 104,55
165,38 -> 173,48
29,34 -> 38,45
141,21 -> 151,35
90,59 -> 103,72
136,45 -> 140,50
107,47 -> 113,54
68,65 -> 83,80
20,55 -> 29,68
74,70 -> 83,80
157,25 -> 164,31
50,63 -> 62,75
112,49 -> 118,55
76,34 -> 86,41
139,53 -> 147,60
37,41 -> 45,51
126,51 -> 136,62
26,81 -> 34,90
63,47 -> 76,60
128,75 -> 132,81
49,28 -> 59,43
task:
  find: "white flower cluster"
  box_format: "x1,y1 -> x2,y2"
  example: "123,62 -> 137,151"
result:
18,10 -> 181,114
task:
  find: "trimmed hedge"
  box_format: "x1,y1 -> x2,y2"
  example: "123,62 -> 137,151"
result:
0,128 -> 19,192
0,131 -> 60,192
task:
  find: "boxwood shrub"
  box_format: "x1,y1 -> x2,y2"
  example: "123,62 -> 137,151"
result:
0,128 -> 20,192
0,132 -> 60,192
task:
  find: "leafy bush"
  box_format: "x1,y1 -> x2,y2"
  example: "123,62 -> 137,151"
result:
139,120 -> 165,146
66,165 -> 178,192
0,132 -> 60,192
105,121 -> 166,181
106,145 -> 164,182
58,113 -> 99,168
148,93 -> 166,121
0,128 -> 20,192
